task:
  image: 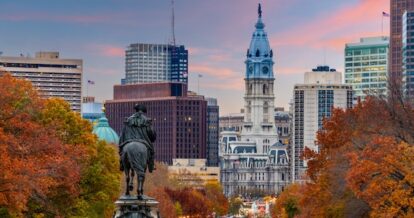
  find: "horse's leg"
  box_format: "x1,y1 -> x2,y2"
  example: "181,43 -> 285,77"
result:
129,170 -> 135,191
137,174 -> 145,200
125,169 -> 130,196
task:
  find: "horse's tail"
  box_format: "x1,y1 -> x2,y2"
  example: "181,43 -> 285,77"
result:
122,141 -> 148,176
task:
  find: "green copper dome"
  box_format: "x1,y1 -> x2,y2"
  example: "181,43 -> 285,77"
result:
92,116 -> 119,145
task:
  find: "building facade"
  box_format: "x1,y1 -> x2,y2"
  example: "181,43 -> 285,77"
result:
82,102 -> 104,122
219,109 -> 291,144
82,96 -> 104,122
220,4 -> 290,197
274,110 -> 291,145
105,82 -> 207,165
219,113 -> 244,133
292,66 -> 353,182
403,11 -> 414,99
122,43 -> 188,84
0,52 -> 82,111
168,159 -> 220,185
206,98 -> 220,166
390,0 -> 414,86
345,37 -> 389,100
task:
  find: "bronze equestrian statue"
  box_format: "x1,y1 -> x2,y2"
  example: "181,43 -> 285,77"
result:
119,104 -> 156,200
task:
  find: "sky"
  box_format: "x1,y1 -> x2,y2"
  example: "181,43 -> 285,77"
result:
0,0 -> 389,115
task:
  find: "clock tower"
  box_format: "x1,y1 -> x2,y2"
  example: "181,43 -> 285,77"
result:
241,3 -> 278,153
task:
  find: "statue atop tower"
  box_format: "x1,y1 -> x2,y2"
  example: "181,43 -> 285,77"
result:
258,3 -> 262,18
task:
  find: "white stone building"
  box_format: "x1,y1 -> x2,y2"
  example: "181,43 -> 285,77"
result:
219,4 -> 290,197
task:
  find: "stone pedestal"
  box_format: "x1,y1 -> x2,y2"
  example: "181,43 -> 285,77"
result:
113,195 -> 160,218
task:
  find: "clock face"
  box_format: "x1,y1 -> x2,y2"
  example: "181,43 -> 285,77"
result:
249,66 -> 253,74
262,66 -> 269,74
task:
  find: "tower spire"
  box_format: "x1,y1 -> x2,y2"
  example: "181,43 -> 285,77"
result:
258,3 -> 262,18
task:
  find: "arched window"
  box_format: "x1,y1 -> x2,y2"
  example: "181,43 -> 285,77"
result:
263,84 -> 267,94
263,101 -> 269,114
249,84 -> 253,94
256,49 -> 260,57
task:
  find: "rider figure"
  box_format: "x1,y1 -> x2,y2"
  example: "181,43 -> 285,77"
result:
118,104 -> 156,173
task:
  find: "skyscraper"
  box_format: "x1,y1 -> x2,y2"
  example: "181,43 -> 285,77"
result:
389,0 -> 414,85
122,43 -> 188,84
206,97 -> 219,166
0,52 -> 83,111
292,66 -> 353,182
220,4 -> 290,197
345,37 -> 389,100
403,11 -> 414,99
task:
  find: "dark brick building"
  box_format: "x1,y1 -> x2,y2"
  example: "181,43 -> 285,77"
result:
105,82 -> 207,164
390,0 -> 414,82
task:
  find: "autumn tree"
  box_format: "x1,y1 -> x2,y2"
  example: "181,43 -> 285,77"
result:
145,162 -> 174,194
204,182 -> 229,215
228,197 -> 243,215
0,74 -> 81,216
143,162 -> 228,217
148,187 -> 177,218
0,74 -> 120,217
165,187 -> 213,217
346,137 -> 414,217
277,94 -> 414,217
35,98 -> 121,217
272,184 -> 302,218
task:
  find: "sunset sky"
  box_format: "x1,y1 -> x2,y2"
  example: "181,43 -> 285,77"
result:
0,0 -> 389,114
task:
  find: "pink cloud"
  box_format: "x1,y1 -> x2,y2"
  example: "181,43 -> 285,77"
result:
189,64 -> 239,79
271,0 -> 389,51
87,44 -> 125,57
203,80 -> 244,91
99,45 -> 124,57
189,63 -> 244,91
188,47 -> 234,62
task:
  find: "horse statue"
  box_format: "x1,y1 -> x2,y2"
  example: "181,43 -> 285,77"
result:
118,104 -> 156,200
121,140 -> 148,199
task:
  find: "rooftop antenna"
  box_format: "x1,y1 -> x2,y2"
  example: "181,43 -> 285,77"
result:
170,0 -> 176,46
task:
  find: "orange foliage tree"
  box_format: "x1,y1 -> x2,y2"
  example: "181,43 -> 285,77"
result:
0,74 -> 120,217
204,182 -> 229,215
144,162 -> 229,217
346,137 -> 414,217
165,187 -> 213,217
148,187 -> 177,218
0,74 -> 81,214
272,184 -> 303,218
276,95 -> 414,217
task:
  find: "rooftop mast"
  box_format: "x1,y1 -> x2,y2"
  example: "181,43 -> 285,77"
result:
170,0 -> 176,46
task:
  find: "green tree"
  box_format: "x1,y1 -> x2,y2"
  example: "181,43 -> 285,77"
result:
174,202 -> 183,216
229,197 -> 243,215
